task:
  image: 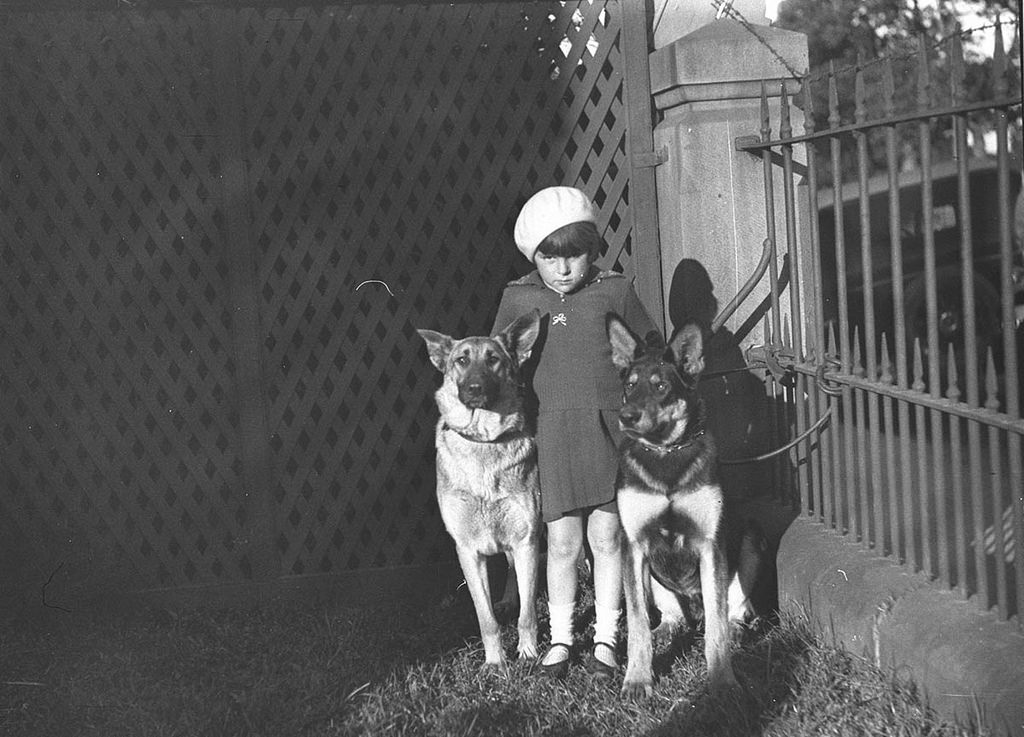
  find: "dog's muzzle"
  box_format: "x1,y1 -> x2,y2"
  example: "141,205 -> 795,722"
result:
458,374 -> 499,409
618,403 -> 659,437
619,404 -> 642,428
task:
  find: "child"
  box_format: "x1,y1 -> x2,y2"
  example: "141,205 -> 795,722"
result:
490,186 -> 657,679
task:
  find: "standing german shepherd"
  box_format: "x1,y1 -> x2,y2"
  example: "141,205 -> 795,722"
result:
606,314 -> 763,698
417,311 -> 542,669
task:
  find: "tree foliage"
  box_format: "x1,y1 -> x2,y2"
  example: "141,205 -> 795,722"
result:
777,0 -> 1019,67
774,0 -> 1021,180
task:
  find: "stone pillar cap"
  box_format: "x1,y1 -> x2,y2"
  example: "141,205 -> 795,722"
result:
651,19 -> 807,96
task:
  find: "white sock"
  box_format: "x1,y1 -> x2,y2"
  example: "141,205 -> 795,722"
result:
541,601 -> 574,665
547,601 -> 574,651
593,605 -> 620,665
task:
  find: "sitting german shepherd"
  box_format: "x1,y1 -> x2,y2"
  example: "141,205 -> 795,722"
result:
417,311 -> 542,669
606,314 -> 763,698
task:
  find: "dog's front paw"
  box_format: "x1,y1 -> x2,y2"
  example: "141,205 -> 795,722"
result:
621,674 -> 653,700
481,659 -> 509,676
516,638 -> 538,660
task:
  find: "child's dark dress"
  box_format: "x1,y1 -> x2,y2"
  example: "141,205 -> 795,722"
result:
491,267 -> 657,522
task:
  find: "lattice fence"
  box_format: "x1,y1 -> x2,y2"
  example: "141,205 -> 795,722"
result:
0,1 -> 642,596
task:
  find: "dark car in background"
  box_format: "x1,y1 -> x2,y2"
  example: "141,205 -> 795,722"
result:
817,159 -> 1024,397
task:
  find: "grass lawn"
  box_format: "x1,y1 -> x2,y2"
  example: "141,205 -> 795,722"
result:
0,583 -> 991,737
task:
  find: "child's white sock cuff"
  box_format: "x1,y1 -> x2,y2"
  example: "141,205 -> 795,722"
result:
548,601 -> 574,645
593,604 -> 621,646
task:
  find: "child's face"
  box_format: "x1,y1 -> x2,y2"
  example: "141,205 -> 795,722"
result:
535,253 -> 591,295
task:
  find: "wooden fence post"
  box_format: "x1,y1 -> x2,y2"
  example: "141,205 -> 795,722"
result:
621,0 -> 666,334
210,8 -> 277,585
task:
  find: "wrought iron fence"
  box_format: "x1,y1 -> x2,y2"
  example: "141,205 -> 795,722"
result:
738,25 -> 1024,623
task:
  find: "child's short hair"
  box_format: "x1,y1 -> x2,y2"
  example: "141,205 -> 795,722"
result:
535,221 -> 604,262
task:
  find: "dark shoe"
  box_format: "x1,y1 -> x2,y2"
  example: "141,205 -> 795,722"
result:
538,642 -> 571,679
586,641 -> 617,681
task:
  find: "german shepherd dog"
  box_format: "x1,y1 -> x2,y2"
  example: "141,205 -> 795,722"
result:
417,310 -> 542,669
606,314 -> 763,698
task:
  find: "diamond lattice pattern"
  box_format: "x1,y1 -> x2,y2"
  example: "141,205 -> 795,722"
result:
0,1 -> 633,590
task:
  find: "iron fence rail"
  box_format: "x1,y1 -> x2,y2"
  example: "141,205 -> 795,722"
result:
738,26 -> 1023,624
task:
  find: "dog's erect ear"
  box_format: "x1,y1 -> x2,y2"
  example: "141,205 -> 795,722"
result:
416,329 -> 454,372
669,323 -> 705,378
495,309 -> 541,366
606,312 -> 642,371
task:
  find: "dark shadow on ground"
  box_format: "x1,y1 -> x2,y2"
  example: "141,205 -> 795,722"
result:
0,575 -> 484,737
642,621 -> 814,737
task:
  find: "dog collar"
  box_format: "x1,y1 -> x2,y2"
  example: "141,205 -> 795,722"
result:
635,429 -> 705,454
444,423 -> 522,444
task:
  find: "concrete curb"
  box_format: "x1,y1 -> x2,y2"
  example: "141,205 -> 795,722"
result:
777,516 -> 1024,737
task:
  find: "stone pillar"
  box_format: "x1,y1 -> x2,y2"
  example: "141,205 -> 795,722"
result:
650,18 -> 808,497
651,19 -> 807,346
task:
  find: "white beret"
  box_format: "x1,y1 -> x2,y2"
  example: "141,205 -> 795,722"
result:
513,186 -> 598,262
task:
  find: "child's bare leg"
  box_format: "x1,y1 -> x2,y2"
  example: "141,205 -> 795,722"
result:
588,507 -> 623,665
543,513 -> 583,664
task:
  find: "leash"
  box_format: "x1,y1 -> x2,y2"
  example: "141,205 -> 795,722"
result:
710,356 -> 838,466
718,407 -> 833,465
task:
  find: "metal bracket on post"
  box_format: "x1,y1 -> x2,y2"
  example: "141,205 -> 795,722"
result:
711,238 -> 772,334
735,134 -> 808,176
744,343 -> 797,387
742,342 -> 844,398
633,145 -> 668,169
734,134 -> 760,150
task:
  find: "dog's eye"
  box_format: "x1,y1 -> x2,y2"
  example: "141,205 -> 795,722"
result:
455,355 -> 469,366
487,355 -> 501,367
657,381 -> 669,392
